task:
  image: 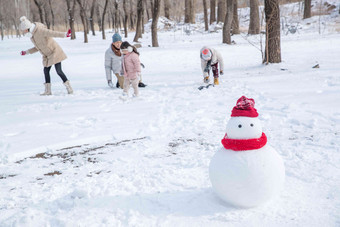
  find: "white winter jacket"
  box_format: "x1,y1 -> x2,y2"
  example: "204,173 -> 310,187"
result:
104,45 -> 122,81
200,46 -> 224,76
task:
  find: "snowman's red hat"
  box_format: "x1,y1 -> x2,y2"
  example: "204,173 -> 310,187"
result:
231,96 -> 258,118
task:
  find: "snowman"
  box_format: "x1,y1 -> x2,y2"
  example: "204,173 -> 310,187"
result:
209,96 -> 285,208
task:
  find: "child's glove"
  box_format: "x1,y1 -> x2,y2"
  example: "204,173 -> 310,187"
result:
108,80 -> 114,88
220,70 -> 224,75
20,51 -> 27,56
66,29 -> 71,38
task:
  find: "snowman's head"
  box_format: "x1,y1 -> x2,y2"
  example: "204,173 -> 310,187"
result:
225,96 -> 263,139
226,116 -> 262,139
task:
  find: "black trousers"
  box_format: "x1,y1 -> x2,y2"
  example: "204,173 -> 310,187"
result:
44,62 -> 68,83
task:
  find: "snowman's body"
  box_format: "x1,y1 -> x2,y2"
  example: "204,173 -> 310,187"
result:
209,115 -> 285,208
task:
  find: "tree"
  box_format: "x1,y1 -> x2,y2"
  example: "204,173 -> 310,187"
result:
190,0 -> 196,23
76,0 -> 88,43
249,0 -> 260,34
263,0 -> 281,63
210,0 -> 216,24
232,0 -> 239,34
123,0 -> 128,37
44,1 -> 51,29
48,0 -> 55,30
65,0 -> 76,39
96,2 -> 102,31
222,0 -> 233,44
89,0 -> 96,36
130,0 -> 135,30
144,0 -> 150,20
0,1 -> 4,40
151,0 -> 161,47
303,0 -> 311,19
203,0 -> 209,31
113,0 -> 119,31
185,0 -> 195,23
133,0 -> 143,42
164,0 -> 170,19
102,0 -> 109,39
217,0 -> 225,23
33,0 -> 45,25
185,0 -> 190,23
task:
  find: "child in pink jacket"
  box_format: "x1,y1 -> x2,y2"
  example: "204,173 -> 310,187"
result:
120,41 -> 141,97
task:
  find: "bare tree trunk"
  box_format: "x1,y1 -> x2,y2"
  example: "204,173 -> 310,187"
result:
48,0 -> 55,30
130,0 -> 135,29
134,0 -> 143,42
303,0 -> 311,19
90,0 -> 96,35
151,0 -> 161,47
0,2 -> 4,40
184,0 -> 195,23
44,2 -> 51,29
164,0 -> 170,19
185,0 -> 190,23
102,0 -> 109,39
142,5 -> 145,34
76,0 -> 88,43
210,0 -> 216,24
96,3 -> 102,31
232,0 -> 239,34
114,0 -> 119,32
263,0 -> 281,63
0,22 -> 3,40
249,0 -> 260,34
33,0 -> 45,24
203,0 -> 209,31
222,0 -> 233,44
217,0 -> 225,23
150,0 -> 154,16
65,0 -> 76,39
144,0 -> 150,20
123,0 -> 128,37
190,0 -> 196,23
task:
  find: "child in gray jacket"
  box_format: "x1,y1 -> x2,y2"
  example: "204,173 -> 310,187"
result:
105,33 -> 124,88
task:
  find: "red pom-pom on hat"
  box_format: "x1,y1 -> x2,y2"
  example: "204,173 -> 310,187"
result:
231,96 -> 259,117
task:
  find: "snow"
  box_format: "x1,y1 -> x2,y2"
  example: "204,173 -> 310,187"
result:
1,3 -> 340,226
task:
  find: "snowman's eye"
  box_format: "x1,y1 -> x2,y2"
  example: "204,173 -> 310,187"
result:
238,124 -> 242,128
250,123 -> 254,127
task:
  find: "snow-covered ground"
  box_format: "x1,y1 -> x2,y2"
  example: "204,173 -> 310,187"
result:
1,5 -> 340,226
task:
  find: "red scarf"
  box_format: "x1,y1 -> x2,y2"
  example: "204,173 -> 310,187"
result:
221,132 -> 267,151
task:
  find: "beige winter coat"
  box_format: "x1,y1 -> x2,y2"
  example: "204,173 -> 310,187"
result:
27,23 -> 67,67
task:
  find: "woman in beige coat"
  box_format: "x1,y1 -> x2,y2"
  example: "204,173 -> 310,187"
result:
19,16 -> 73,95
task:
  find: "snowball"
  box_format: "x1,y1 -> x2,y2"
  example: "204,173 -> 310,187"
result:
226,117 -> 262,139
209,146 -> 285,208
